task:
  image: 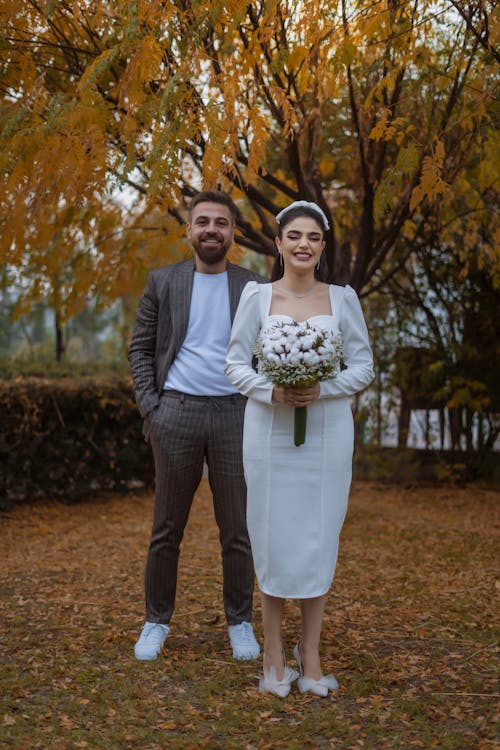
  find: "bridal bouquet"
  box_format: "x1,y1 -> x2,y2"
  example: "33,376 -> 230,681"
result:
254,320 -> 343,446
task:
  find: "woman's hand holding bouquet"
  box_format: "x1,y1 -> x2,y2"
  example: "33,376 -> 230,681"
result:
254,320 -> 343,446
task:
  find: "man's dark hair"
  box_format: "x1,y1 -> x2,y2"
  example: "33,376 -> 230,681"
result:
188,190 -> 238,222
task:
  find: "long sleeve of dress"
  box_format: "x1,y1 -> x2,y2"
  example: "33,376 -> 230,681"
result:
319,285 -> 374,399
225,281 -> 275,404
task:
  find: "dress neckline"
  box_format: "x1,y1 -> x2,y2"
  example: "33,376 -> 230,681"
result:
267,284 -> 334,321
268,313 -> 333,323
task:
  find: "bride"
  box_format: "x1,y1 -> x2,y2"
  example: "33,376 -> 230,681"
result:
225,201 -> 374,697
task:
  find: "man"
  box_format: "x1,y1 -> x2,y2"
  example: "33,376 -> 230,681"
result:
128,190 -> 266,661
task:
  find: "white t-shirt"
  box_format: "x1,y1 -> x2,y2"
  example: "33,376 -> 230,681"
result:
163,271 -> 239,396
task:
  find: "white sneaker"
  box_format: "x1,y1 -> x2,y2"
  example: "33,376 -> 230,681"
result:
228,622 -> 260,660
134,621 -> 170,661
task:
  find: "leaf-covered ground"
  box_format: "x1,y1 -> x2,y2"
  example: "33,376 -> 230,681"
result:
1,481 -> 498,749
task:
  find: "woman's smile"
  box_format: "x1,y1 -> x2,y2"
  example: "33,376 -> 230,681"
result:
276,217 -> 325,270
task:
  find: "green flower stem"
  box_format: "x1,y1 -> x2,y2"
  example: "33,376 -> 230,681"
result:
294,406 -> 307,447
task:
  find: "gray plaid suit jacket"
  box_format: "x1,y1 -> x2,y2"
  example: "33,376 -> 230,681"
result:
128,259 -> 267,422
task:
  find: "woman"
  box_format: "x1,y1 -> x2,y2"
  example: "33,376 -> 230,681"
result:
225,201 -> 374,697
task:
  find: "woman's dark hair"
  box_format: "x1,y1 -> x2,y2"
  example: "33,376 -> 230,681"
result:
271,205 -> 328,282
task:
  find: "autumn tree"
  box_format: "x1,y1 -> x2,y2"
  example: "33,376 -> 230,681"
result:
1,0 -> 498,351
384,214 -> 500,451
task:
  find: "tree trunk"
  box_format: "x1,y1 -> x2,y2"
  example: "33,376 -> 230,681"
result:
398,396 -> 410,447
376,367 -> 382,447
55,311 -> 65,362
466,407 -> 473,452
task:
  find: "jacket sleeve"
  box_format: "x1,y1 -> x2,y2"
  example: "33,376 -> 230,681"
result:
319,285 -> 375,399
225,281 -> 275,403
128,272 -> 161,418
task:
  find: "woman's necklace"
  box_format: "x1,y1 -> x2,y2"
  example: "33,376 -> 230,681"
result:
279,282 -> 318,299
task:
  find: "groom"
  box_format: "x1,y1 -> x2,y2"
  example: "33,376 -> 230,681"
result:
128,190 -> 266,661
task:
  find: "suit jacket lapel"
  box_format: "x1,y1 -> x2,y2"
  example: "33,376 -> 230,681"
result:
169,262 -> 242,353
227,262 -> 243,322
170,259 -> 195,354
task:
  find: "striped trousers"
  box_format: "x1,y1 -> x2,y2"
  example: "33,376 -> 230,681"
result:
144,390 -> 254,625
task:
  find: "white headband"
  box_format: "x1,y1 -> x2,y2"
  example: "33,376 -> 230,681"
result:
275,201 -> 330,230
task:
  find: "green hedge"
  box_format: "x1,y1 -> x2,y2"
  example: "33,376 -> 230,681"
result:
354,445 -> 499,483
2,376 -> 496,510
0,376 -> 154,508
0,355 -> 129,380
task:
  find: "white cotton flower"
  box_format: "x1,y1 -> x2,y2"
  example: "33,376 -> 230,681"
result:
267,353 -> 281,365
303,336 -> 316,349
257,321 -> 343,392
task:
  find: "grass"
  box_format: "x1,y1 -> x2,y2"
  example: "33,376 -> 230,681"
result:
1,480 -> 498,749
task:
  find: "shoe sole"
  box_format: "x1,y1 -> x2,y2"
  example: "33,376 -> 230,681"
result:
134,649 -> 160,660
232,651 -> 261,660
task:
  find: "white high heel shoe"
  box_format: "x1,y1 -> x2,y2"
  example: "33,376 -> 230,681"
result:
259,658 -> 299,697
294,642 -> 339,697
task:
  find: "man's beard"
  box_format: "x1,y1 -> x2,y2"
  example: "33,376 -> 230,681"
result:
192,233 -> 231,266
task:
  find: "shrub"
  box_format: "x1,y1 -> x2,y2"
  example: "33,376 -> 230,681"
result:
0,376 -> 154,507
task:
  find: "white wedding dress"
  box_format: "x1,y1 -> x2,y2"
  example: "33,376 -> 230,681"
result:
225,282 -> 374,599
